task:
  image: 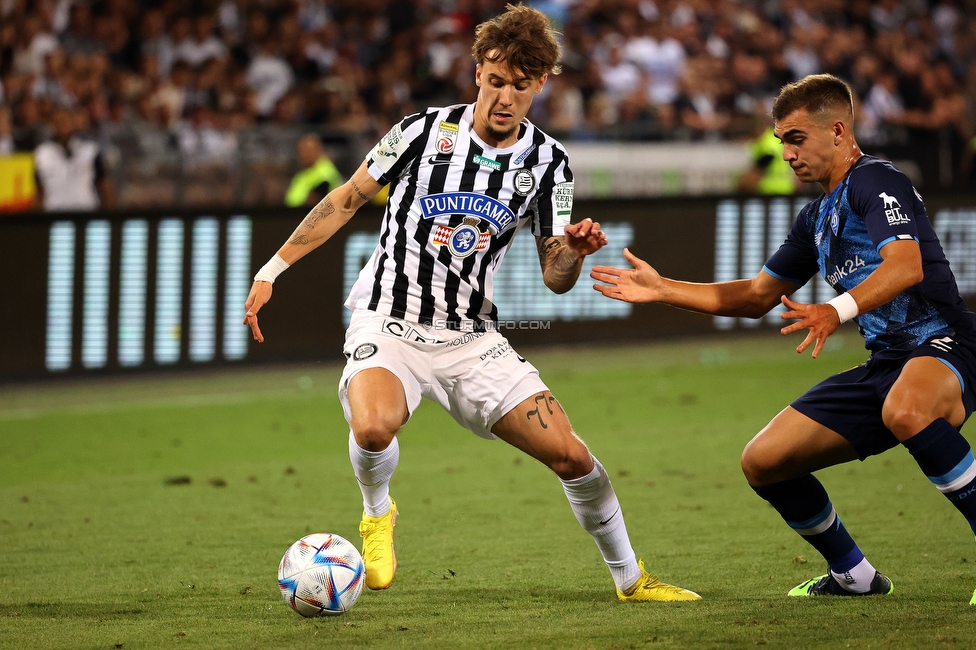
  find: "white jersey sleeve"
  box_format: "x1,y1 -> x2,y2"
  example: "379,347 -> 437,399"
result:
365,111 -> 433,186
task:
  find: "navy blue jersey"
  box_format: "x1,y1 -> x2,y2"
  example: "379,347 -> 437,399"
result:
763,155 -> 976,352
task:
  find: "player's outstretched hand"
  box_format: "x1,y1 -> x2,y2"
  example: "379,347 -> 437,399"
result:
564,218 -> 607,256
590,248 -> 663,303
243,281 -> 273,343
779,295 -> 841,358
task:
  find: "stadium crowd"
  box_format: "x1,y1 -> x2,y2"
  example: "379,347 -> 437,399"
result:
1,0 -> 975,203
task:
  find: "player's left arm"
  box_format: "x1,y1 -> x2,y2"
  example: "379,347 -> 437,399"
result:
536,219 -> 608,294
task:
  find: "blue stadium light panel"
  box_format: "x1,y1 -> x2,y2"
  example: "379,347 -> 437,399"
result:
154,218 -> 184,364
45,221 -> 76,371
222,216 -> 251,360
81,220 -> 111,368
118,219 -> 148,367
189,217 -> 219,362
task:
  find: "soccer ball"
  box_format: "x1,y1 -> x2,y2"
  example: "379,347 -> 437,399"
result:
277,533 -> 365,617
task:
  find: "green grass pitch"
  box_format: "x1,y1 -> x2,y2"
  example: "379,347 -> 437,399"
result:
2,330 -> 975,649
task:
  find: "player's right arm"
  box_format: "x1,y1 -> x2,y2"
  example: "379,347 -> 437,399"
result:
590,247 -> 796,318
243,162 -> 381,343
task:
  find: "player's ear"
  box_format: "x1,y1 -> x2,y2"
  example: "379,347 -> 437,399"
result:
475,63 -> 483,87
535,73 -> 548,94
832,119 -> 846,143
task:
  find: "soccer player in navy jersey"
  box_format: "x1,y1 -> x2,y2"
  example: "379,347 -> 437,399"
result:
593,73 -> 976,602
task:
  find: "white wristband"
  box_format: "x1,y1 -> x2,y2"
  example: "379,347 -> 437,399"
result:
827,292 -> 858,324
254,254 -> 290,284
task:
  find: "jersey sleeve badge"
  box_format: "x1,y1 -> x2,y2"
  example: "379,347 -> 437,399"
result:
879,192 -> 911,226
370,123 -> 410,174
552,181 -> 574,228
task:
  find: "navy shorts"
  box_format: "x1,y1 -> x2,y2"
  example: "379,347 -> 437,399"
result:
791,334 -> 976,460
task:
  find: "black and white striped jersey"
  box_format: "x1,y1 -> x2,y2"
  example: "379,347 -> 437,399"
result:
344,103 -> 575,329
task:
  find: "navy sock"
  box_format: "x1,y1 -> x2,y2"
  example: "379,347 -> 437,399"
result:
752,475 -> 865,573
902,418 -> 976,536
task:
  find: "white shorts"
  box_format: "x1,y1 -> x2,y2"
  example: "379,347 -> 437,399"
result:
338,310 -> 548,440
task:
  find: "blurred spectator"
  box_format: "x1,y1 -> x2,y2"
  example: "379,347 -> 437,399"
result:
60,3 -> 101,57
246,38 -> 294,118
13,13 -> 59,76
174,14 -> 227,69
284,133 -> 343,207
738,122 -> 797,195
177,104 -> 237,170
33,107 -> 114,211
0,105 -> 14,154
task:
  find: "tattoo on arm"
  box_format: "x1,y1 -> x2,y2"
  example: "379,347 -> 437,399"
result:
536,236 -> 583,290
288,197 -> 335,245
351,180 -> 369,202
300,197 -> 335,229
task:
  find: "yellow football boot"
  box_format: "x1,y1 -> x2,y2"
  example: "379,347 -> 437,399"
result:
359,496 -> 398,590
617,560 -> 701,602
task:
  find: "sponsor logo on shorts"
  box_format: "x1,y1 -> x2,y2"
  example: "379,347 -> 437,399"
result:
352,343 -> 378,360
929,336 -> 955,353
447,331 -> 486,347
479,341 -> 513,361
382,319 -> 442,343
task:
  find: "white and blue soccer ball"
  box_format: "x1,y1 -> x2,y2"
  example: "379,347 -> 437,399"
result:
277,533 -> 365,617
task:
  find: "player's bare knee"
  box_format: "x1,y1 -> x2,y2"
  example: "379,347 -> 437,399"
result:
882,402 -> 930,440
351,417 -> 399,451
549,443 -> 593,479
740,442 -> 779,487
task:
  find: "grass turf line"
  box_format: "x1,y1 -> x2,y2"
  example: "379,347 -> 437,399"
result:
1,332 -> 975,649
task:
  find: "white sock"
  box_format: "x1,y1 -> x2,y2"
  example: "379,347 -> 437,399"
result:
560,456 -> 641,591
830,557 -> 878,594
348,431 -> 399,517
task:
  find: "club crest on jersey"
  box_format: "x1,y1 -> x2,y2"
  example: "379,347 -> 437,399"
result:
514,169 -> 534,196
436,121 -> 458,154
432,217 -> 490,258
879,191 -> 910,225
419,192 -> 516,233
830,212 -> 839,235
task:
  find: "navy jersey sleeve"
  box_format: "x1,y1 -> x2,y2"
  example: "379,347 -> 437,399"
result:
762,201 -> 819,287
848,160 -> 921,251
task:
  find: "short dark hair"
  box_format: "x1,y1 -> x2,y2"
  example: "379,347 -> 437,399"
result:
771,74 -> 853,124
471,4 -> 562,78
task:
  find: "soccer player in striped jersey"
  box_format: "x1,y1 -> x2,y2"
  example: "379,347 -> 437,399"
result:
244,4 -> 700,602
593,74 -> 976,603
